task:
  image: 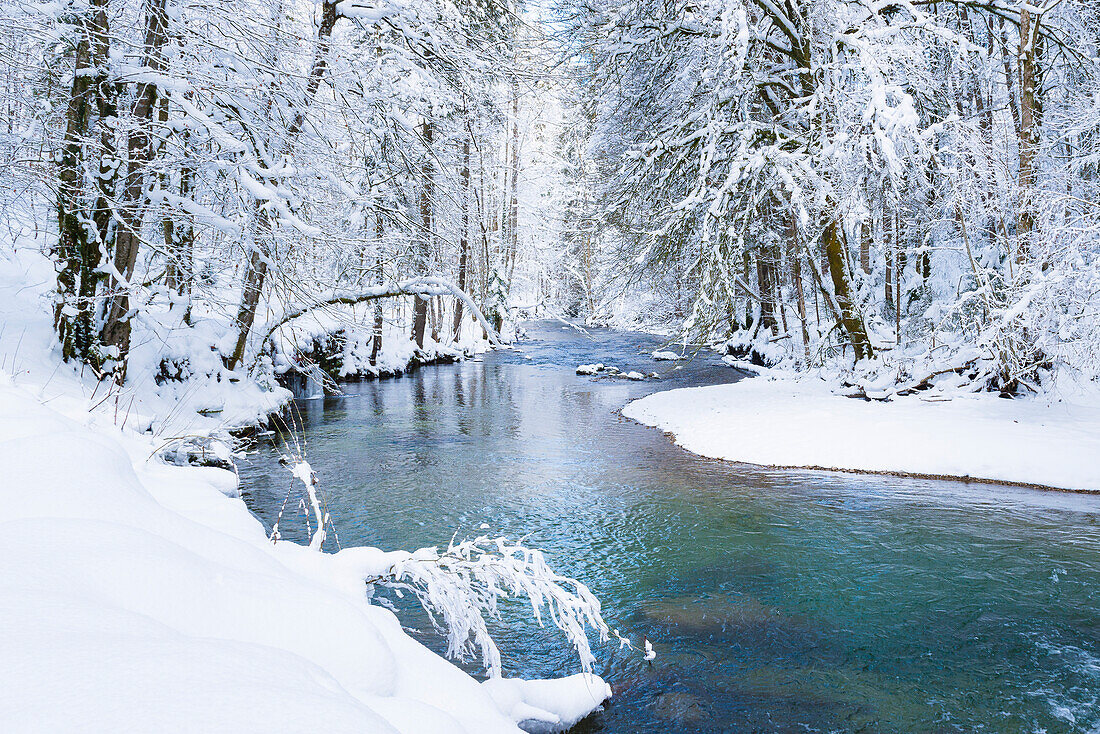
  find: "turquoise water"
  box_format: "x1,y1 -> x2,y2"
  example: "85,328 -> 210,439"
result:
240,322 -> 1100,732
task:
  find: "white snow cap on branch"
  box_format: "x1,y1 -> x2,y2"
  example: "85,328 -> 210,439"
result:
284,458 -> 328,550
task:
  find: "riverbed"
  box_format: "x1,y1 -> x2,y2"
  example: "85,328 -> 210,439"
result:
240,321 -> 1100,733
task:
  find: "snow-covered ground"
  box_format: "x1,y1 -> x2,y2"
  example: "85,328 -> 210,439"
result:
0,373 -> 609,732
1,236 -> 609,732
0,244 -> 289,434
624,376 -> 1100,492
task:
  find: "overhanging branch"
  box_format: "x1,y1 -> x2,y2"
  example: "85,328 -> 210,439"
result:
256,276 -> 504,363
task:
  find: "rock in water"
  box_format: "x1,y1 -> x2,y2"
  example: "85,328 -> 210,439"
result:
652,691 -> 707,726
641,595 -> 788,634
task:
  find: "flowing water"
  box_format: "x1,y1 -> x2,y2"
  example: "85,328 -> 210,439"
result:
240,321 -> 1100,733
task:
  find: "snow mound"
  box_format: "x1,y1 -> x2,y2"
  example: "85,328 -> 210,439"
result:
624,377 -> 1100,492
482,674 -> 611,733
576,363 -> 652,381
651,350 -> 682,361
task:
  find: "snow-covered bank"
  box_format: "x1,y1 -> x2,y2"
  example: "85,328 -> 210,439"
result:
623,378 -> 1100,492
0,378 -> 609,733
269,307 -> 493,393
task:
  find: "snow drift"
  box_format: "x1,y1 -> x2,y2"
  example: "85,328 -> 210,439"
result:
0,380 -> 609,732
624,377 -> 1100,492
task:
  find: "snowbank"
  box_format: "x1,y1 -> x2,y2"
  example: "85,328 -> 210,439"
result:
0,241 -> 289,434
0,374 -> 609,732
269,306 -> 489,384
623,377 -> 1100,492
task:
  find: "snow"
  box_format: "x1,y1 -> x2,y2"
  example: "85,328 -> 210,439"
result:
271,312 -> 477,384
651,350 -> 682,361
576,364 -> 652,381
482,675 -> 612,733
0,240 -> 289,436
623,377 -> 1100,492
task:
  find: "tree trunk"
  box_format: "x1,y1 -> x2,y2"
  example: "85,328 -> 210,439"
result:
371,210 -> 384,364
884,206 -> 894,314
227,0 -> 339,370
54,14 -> 96,364
823,219 -> 873,360
412,117 -> 433,348
430,296 -> 441,342
89,0 -> 117,265
164,148 -> 195,309
505,87 -> 520,290
582,187 -> 596,317
999,18 -> 1022,140
1016,7 -> 1040,265
101,0 -> 170,371
788,214 -> 811,363
894,213 -> 902,346
54,0 -> 116,367
453,135 -> 470,340
229,219 -> 270,371
755,247 -> 777,332
859,218 -> 871,274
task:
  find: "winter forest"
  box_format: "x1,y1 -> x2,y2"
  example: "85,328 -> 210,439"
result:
3,0 -> 1100,730
2,0 -> 1099,387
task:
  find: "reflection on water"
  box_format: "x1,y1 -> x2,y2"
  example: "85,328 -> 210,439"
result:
240,322 -> 1100,733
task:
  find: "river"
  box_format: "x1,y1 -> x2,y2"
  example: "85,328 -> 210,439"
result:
239,321 -> 1100,733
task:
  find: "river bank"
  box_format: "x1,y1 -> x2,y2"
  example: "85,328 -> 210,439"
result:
0,372 -> 610,733
623,372 -> 1100,492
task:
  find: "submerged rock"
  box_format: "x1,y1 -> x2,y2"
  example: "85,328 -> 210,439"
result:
652,691 -> 708,726
576,363 -> 656,380
641,594 -> 789,634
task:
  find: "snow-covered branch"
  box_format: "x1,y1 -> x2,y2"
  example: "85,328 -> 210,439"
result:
335,535 -> 611,678
258,276 -> 503,357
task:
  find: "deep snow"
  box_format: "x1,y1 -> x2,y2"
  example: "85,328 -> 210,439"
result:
0,375 -> 609,732
623,376 -> 1100,492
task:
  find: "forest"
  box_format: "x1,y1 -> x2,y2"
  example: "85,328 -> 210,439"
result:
2,0 -> 1100,731
2,0 -> 1098,395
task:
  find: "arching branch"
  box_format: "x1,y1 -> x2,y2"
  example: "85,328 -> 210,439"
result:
256,276 -> 504,364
